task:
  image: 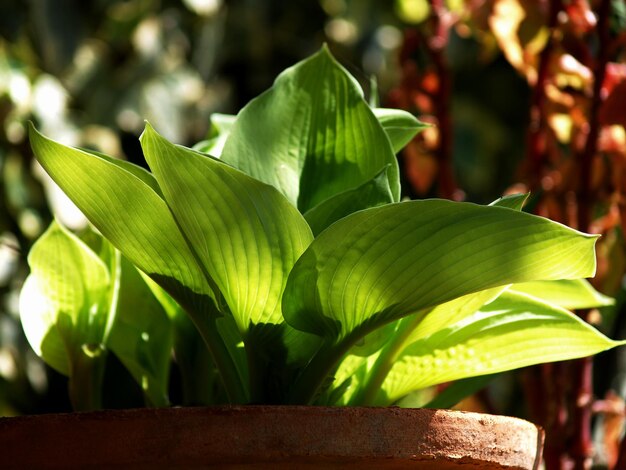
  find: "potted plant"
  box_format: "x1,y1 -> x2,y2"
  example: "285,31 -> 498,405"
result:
1,46 -> 622,468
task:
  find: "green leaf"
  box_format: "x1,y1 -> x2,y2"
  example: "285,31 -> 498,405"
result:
284,200 -> 598,343
303,166 -> 394,236
108,257 -> 173,407
141,123 -> 313,332
192,113 -> 237,157
220,45 -> 400,212
29,124 -> 213,312
19,221 -> 110,410
30,124 -> 249,403
376,290 -> 625,405
510,279 -> 614,309
372,108 -> 429,153
489,193 -> 529,210
140,124 -> 318,401
20,221 -> 110,376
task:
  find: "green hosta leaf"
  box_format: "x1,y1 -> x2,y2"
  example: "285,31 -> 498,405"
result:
283,200 -> 598,344
108,258 -> 173,407
489,193 -> 529,210
141,123 -> 314,333
19,221 -> 111,410
193,113 -> 237,157
220,45 -> 400,212
29,124 -> 213,313
30,124 -> 249,403
304,166 -> 394,236
19,221 -> 110,376
510,279 -> 614,309
372,108 -> 429,153
141,124 -> 319,401
376,290 -> 625,405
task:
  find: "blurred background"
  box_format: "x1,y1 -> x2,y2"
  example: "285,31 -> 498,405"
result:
1,0 -> 625,468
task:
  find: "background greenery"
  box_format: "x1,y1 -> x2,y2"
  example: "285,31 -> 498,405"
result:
1,0 -> 625,468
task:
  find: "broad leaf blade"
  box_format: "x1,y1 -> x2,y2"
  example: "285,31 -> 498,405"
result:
372,108 -> 429,153
221,45 -> 400,212
19,221 -> 110,375
283,200 -> 598,342
510,279 -> 614,309
377,290 -> 625,405
140,124 -> 314,333
30,124 -> 214,312
304,166 -> 394,236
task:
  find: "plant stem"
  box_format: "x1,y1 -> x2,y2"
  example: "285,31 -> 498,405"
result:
68,346 -> 107,411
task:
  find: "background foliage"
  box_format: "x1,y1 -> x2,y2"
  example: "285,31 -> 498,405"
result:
1,0 -> 625,468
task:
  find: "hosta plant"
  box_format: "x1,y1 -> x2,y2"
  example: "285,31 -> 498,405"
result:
22,46 -> 623,410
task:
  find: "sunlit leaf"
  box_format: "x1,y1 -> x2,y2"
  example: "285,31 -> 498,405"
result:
376,291 -> 625,405
510,279 -> 614,310
30,124 -> 249,403
220,45 -> 400,212
30,124 -> 214,312
141,123 -> 313,332
372,108 -> 429,153
19,221 -> 110,376
488,193 -> 529,210
284,200 -> 598,343
192,113 -> 237,157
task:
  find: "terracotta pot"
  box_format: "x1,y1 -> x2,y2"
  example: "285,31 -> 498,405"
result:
0,406 -> 543,469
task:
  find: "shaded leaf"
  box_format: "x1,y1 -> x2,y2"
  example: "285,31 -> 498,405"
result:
108,257 -> 173,407
304,166 -> 394,236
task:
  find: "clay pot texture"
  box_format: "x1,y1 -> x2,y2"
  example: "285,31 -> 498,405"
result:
0,406 -> 543,469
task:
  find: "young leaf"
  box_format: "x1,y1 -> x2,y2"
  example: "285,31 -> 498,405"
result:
510,279 -> 614,309
372,108 -> 430,153
283,200 -> 598,343
489,193 -> 529,210
19,221 -> 111,410
193,113 -> 237,157
375,291 -> 625,405
220,45 -> 400,212
303,166 -> 394,236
